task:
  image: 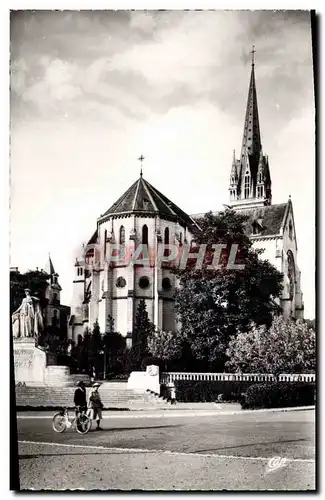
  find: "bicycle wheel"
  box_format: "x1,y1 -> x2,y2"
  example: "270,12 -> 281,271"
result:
52,412 -> 67,433
75,414 -> 92,434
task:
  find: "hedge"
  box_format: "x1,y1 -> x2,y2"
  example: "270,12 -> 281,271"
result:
241,382 -> 316,410
173,380 -> 257,403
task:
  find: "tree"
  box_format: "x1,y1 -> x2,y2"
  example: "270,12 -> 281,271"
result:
102,316 -> 126,378
147,330 -> 183,371
130,300 -> 155,370
89,321 -> 103,378
225,316 -> 316,375
79,328 -> 91,373
304,318 -> 316,330
172,210 -> 284,371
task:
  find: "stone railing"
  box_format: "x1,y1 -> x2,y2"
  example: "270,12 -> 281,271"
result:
160,372 -> 316,384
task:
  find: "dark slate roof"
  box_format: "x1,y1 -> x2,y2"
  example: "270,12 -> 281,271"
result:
44,255 -> 55,275
87,230 -> 98,245
99,176 -> 196,228
191,202 -> 288,237
242,203 -> 288,236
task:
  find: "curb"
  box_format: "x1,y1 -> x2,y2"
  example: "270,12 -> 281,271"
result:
17,405 -> 315,419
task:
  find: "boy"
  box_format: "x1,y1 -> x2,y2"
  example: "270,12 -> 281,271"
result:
88,382 -> 104,430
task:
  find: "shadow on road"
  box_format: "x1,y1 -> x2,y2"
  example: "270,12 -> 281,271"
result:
91,424 -> 182,433
194,438 -> 310,454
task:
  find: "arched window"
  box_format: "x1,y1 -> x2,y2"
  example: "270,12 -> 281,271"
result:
244,175 -> 250,199
119,225 -> 125,245
289,220 -> 293,240
104,229 -> 107,258
287,250 -> 296,300
142,224 -> 148,245
179,232 -> 183,245
258,172 -> 262,183
164,227 -> 169,245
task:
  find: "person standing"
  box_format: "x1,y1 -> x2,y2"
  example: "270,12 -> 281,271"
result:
88,382 -> 103,430
73,381 -> 87,416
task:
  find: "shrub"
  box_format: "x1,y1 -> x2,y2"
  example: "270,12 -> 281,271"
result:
174,380 -> 257,403
242,382 -> 316,410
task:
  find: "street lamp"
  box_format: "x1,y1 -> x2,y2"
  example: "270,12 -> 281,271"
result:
99,349 -> 106,380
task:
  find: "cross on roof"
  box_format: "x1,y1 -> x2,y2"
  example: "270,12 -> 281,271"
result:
250,45 -> 256,66
138,155 -> 145,176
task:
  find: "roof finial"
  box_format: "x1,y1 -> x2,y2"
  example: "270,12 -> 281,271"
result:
138,155 -> 145,177
250,45 -> 256,66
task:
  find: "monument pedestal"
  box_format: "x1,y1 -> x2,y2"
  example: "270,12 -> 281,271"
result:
13,338 -> 47,384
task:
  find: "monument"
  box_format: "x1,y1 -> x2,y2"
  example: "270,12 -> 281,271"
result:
12,288 -> 89,387
12,288 -> 43,339
12,289 -> 48,384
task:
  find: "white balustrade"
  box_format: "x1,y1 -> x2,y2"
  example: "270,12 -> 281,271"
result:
160,372 -> 315,384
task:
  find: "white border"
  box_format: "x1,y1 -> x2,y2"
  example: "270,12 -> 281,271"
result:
2,2 -> 323,499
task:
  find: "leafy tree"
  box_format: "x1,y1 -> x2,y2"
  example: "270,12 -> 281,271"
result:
304,318 -> 316,330
102,316 -> 126,378
225,316 -> 316,376
78,328 -> 91,373
172,210 -> 284,370
147,330 -> 183,371
129,300 -> 155,370
89,321 -> 103,378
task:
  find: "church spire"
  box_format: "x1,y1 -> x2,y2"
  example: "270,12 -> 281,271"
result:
228,47 -> 272,209
45,253 -> 55,275
240,46 -> 261,163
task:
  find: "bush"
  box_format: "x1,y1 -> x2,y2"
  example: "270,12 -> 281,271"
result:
242,382 -> 316,410
174,380 -> 256,403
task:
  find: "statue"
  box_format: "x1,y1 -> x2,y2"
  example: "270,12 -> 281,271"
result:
12,289 -> 43,339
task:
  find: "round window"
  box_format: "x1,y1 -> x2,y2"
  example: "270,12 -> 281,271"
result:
162,277 -> 172,291
139,276 -> 150,289
116,277 -> 126,288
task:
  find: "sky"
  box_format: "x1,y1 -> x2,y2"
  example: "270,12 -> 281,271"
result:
10,10 -> 315,318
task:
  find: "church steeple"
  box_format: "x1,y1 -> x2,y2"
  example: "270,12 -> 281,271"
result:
228,47 -> 272,210
240,46 -> 261,167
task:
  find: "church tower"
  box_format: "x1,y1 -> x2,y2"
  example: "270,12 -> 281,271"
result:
229,47 -> 272,211
43,254 -> 70,336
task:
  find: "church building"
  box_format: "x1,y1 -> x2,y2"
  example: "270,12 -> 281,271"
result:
68,50 -> 304,343
68,176 -> 197,344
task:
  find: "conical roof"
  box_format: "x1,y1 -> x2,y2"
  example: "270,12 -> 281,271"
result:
240,57 -> 262,180
98,175 -> 195,228
44,255 -> 55,275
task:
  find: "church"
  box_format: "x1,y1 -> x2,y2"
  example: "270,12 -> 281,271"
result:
68,51 -> 304,343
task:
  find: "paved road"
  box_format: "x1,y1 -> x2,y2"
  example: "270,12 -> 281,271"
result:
16,409 -> 315,491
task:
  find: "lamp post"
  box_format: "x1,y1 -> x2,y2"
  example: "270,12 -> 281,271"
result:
99,349 -> 106,380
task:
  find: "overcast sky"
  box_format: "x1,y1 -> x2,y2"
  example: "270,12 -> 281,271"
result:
10,10 -> 315,318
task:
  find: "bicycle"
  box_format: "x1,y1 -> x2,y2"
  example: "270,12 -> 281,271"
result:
52,406 -> 92,434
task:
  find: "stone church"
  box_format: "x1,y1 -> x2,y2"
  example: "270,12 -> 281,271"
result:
68,53 -> 304,343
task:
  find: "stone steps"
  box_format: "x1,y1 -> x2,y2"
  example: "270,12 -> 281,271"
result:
14,384 -> 171,409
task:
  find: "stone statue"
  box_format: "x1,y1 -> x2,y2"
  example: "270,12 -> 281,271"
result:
12,289 -> 43,338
